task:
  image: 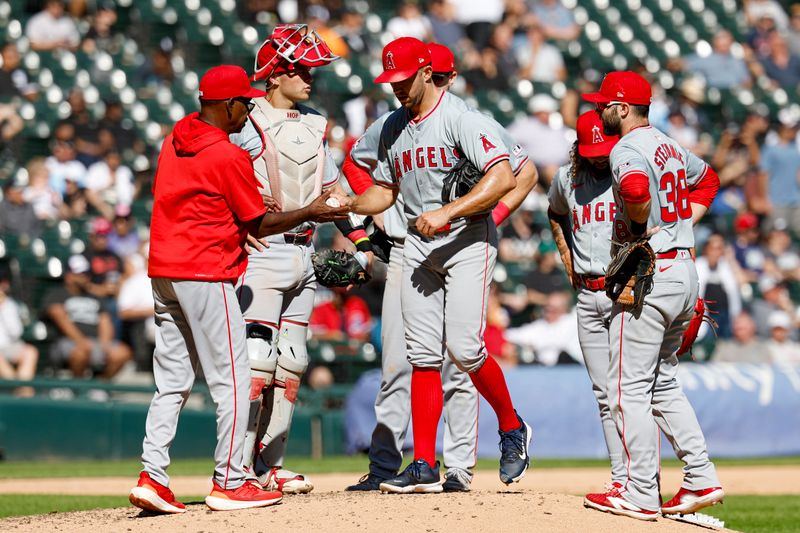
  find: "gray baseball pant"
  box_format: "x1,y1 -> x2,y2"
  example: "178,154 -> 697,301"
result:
141,278 -> 250,490
368,239 -> 479,479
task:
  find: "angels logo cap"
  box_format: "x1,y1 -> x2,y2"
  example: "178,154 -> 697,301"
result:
576,110 -> 619,157
582,71 -> 652,106
374,37 -> 431,83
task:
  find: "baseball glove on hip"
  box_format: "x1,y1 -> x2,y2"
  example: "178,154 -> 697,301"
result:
442,157 -> 482,204
311,249 -> 371,288
605,239 -> 656,309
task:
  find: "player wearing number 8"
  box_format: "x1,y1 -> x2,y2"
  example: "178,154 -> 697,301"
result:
581,72 -> 724,521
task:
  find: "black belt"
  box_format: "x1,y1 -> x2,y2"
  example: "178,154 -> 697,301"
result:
283,232 -> 312,245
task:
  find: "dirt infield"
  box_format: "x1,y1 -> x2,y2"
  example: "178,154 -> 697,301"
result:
2,491 -> 733,533
3,465 -> 797,532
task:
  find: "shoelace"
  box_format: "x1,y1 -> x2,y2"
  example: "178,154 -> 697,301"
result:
499,428 -> 525,462
405,460 -> 424,479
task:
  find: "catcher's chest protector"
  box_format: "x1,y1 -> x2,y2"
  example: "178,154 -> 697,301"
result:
249,100 -> 327,213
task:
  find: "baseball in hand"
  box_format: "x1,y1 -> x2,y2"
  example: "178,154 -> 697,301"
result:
326,197 -> 341,208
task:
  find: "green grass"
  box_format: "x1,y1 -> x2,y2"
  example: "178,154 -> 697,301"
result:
701,495 -> 800,533
1,455 -> 798,479
0,494 -> 133,518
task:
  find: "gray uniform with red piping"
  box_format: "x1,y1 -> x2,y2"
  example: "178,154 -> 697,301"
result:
349,107 -> 529,480
373,90 -> 510,373
606,125 -> 720,511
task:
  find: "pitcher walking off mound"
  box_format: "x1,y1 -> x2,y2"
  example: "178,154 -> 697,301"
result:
345,37 -> 532,493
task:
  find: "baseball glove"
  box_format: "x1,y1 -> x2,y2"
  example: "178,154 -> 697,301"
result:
442,156 -> 482,204
605,239 -> 656,309
311,249 -> 371,288
677,298 -> 718,356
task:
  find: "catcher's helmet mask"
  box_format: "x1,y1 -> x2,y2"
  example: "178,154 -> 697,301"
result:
253,24 -> 339,83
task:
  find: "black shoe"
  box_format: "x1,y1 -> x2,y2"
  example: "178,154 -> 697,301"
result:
345,472 -> 387,491
379,459 -> 442,494
498,412 -> 532,485
442,469 -> 471,492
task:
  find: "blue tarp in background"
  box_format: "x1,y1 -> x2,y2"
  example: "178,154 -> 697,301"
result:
344,363 -> 800,459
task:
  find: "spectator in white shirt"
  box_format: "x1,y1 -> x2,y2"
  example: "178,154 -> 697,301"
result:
515,22 -> 566,83
0,268 -> 38,397
23,157 -> 64,221
25,0 -> 80,51
85,150 -> 135,208
766,311 -> 800,365
505,291 -> 582,366
117,243 -> 154,372
386,1 -> 432,42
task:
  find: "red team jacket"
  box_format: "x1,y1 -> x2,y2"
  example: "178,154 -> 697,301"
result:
148,113 -> 266,282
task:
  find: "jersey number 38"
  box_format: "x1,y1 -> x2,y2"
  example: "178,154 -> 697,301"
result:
659,168 -> 691,222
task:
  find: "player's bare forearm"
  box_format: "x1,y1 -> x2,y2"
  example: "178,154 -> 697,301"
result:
350,184 -> 397,215
626,199 -> 651,225
251,190 -> 350,237
548,208 -> 576,288
498,161 -> 538,214
691,202 -> 709,225
444,160 -> 515,220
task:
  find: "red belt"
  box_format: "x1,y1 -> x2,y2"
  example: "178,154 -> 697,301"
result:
283,229 -> 313,245
580,275 -> 605,291
656,248 -> 687,259
435,214 -> 488,233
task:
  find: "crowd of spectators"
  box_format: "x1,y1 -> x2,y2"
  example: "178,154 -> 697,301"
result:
1,0 -> 800,394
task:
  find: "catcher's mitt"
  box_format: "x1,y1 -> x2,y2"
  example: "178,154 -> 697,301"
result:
677,298 -> 718,356
311,249 -> 371,288
442,156 -> 482,204
605,239 -> 656,309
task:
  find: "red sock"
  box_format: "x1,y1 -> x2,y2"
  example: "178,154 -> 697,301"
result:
411,367 -> 443,466
470,356 -> 519,432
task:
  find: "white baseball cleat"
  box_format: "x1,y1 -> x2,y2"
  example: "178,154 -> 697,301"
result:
259,467 -> 314,494
584,487 -> 660,521
662,486 -> 725,515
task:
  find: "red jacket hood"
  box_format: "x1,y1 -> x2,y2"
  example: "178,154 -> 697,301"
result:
171,113 -> 229,156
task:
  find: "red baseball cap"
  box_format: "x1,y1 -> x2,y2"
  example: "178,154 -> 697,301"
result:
582,71 -> 652,106
91,217 -> 112,235
428,42 -> 455,73
734,212 -> 759,232
374,37 -> 431,83
199,65 -> 266,100
576,111 -> 619,157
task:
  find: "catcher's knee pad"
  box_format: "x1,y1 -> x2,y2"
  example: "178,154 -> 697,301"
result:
275,321 -> 309,375
247,323 -> 278,397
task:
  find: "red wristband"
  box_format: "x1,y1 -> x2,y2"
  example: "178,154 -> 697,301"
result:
347,229 -> 368,243
492,202 -> 511,226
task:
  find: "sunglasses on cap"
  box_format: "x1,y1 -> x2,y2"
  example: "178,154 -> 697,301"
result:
596,101 -> 625,111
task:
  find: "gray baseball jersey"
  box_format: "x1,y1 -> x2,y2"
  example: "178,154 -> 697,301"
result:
351,101 -> 528,239
347,98 -> 529,478
373,91 -> 513,221
549,161 -> 721,489
548,164 -> 616,276
607,126 -> 719,511
610,126 -> 710,252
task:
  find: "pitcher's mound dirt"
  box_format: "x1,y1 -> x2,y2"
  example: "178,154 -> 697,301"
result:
1,490 -> 734,533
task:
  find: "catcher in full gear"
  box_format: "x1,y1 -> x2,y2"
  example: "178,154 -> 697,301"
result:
230,24 -> 372,494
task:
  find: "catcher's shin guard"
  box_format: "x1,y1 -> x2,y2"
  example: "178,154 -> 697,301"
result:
255,322 -> 308,471
243,324 -> 277,473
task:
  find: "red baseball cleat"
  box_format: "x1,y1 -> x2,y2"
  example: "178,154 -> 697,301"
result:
662,486 -> 724,515
205,479 -> 282,511
584,487 -> 660,521
129,471 -> 186,514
